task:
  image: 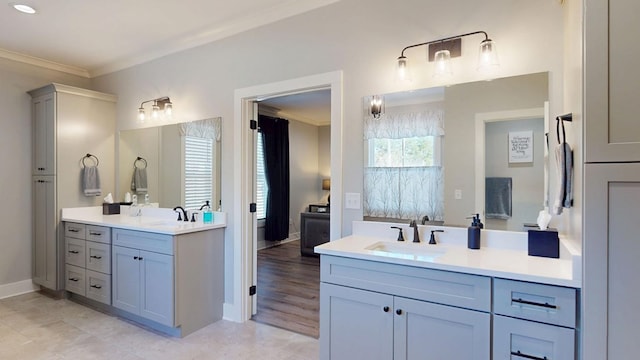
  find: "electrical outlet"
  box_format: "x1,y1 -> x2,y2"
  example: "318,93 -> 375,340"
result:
454,189 -> 462,200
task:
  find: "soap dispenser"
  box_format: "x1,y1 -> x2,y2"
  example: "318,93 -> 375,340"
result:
467,214 -> 482,249
201,201 -> 213,223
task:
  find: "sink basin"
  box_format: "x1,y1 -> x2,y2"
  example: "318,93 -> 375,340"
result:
365,241 -> 447,262
143,220 -> 185,227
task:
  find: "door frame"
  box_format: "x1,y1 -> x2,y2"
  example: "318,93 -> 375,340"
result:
231,71 -> 343,322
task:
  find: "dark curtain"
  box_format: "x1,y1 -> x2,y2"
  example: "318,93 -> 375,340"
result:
259,115 -> 290,241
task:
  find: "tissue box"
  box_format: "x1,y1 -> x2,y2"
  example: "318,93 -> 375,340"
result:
527,229 -> 559,258
102,203 -> 120,215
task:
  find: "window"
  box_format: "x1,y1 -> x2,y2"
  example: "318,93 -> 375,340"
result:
368,136 -> 441,168
256,133 -> 268,219
184,135 -> 213,210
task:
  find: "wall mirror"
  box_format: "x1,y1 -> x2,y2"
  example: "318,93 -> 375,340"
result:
117,117 -> 222,210
363,72 -> 548,231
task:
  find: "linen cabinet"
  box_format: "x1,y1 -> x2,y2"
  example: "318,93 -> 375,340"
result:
28,84 -> 116,291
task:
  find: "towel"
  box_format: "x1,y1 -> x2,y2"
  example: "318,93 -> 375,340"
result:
485,177 -> 512,219
131,167 -> 148,194
551,142 -> 573,215
82,166 -> 102,197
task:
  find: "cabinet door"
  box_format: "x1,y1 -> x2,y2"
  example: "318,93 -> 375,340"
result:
320,283 -> 393,360
112,246 -> 140,314
32,93 -> 56,175
33,176 -> 57,289
139,250 -> 174,326
584,0 -> 640,162
394,297 -> 490,360
584,163 -> 640,359
493,315 -> 574,360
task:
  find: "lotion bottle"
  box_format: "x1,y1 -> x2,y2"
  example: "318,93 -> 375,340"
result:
467,214 -> 482,249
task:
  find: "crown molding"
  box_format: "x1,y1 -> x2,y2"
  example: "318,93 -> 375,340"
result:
0,48 -> 90,78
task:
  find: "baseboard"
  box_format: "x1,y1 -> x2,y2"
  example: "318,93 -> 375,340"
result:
257,234 -> 301,250
0,279 -> 39,300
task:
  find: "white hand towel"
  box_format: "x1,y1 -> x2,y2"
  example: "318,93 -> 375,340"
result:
82,166 -> 102,197
552,142 -> 573,215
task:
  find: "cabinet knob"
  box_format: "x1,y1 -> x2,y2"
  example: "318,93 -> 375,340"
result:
395,309 -> 403,315
383,306 -> 390,312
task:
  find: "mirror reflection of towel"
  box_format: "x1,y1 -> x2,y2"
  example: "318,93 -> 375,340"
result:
131,167 -> 148,194
485,177 -> 512,219
82,166 -> 102,197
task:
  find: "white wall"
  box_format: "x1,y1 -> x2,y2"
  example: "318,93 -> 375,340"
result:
318,125 -> 331,203
90,0 -> 566,308
0,58 -> 90,289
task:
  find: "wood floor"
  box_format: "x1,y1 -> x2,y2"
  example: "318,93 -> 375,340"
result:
252,240 -> 320,338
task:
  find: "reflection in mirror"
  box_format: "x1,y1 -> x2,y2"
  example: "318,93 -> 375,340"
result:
363,72 -> 548,230
118,117 -> 222,209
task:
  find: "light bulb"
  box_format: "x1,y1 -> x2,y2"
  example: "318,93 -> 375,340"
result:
396,56 -> 411,82
137,107 -> 145,123
164,101 -> 173,119
151,102 -> 160,120
433,50 -> 452,77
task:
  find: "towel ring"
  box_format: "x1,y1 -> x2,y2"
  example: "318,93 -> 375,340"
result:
82,153 -> 99,168
134,156 -> 147,169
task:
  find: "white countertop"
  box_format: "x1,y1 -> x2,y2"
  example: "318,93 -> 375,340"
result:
61,206 -> 226,235
315,221 -> 581,288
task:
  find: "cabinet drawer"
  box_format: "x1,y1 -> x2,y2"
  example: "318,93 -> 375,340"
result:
65,237 -> 85,268
86,225 -> 111,244
65,222 -> 86,239
321,255 -> 491,311
86,241 -> 111,274
494,278 -> 577,328
65,264 -> 85,296
112,229 -> 174,255
86,269 -> 111,305
493,315 -> 575,360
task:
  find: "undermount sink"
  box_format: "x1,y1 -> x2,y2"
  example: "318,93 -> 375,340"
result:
365,241 -> 447,262
143,219 -> 185,227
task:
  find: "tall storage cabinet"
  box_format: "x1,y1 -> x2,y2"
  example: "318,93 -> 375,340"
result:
583,0 -> 640,358
29,84 -> 116,291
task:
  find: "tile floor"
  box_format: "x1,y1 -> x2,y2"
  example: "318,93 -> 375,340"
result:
0,292 -> 319,359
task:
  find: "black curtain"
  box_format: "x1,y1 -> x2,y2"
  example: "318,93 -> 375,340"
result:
259,115 -> 290,241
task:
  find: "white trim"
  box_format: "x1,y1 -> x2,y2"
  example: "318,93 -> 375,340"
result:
230,71 -> 343,322
0,48 -> 90,78
0,280 -> 39,300
474,106 -> 546,217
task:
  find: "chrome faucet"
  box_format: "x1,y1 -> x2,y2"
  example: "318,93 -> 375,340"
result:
173,206 -> 189,221
410,220 -> 420,243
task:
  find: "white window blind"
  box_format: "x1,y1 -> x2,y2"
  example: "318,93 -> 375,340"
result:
256,133 -> 268,219
184,135 -> 213,210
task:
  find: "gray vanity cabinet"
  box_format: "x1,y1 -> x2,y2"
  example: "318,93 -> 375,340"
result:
320,255 -> 491,360
32,176 -> 56,289
112,230 -> 174,327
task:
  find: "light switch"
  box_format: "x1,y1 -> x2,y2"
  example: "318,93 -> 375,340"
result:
345,192 -> 361,209
454,189 -> 462,200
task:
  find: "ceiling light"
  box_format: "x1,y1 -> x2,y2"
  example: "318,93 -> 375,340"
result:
12,4 -> 36,14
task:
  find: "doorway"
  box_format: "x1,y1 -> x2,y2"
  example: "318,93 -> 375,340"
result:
231,71 -> 343,323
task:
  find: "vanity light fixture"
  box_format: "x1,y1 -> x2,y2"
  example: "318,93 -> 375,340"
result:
137,97 -> 173,123
396,30 -> 498,81
369,95 -> 384,119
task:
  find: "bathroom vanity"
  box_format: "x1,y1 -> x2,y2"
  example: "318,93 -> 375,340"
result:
316,222 -> 580,360
61,206 -> 226,337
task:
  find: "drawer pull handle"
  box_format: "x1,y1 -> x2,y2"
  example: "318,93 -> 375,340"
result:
69,250 -> 79,254
134,256 -> 138,260
68,277 -> 79,282
90,255 -> 102,259
512,298 -> 557,309
69,229 -> 80,233
395,309 -> 402,315
138,257 -> 143,261
511,350 -> 548,360
90,284 -> 102,289
383,306 -> 390,313
89,232 -> 101,236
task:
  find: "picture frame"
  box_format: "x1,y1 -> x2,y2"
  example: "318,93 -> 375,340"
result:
508,130 -> 533,163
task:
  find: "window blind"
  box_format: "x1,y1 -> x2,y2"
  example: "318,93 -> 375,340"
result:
184,136 -> 213,210
256,133 -> 268,219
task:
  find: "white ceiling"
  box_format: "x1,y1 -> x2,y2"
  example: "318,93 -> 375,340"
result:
0,0 -> 338,77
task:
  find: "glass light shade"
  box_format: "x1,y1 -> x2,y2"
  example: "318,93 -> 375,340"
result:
151,102 -> 160,120
396,56 -> 412,82
322,179 -> 331,191
137,107 -> 145,123
164,101 -> 173,118
433,50 -> 452,77
478,39 -> 499,71
370,95 -> 384,119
